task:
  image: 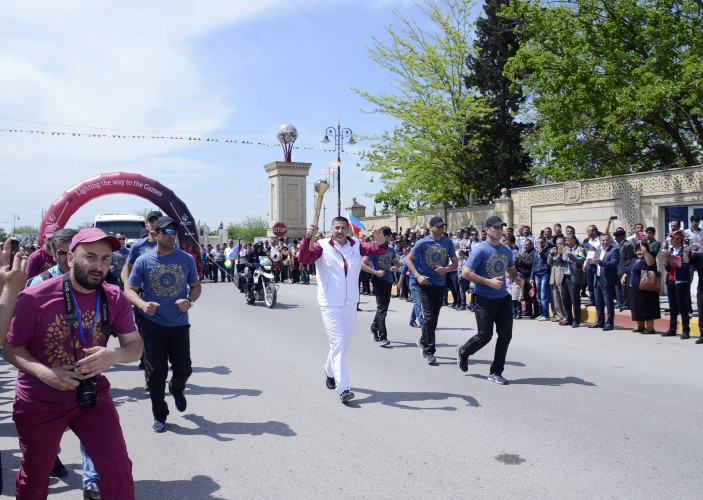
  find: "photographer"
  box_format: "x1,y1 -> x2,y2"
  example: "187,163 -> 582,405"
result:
661,230 -> 691,338
3,228 -> 142,499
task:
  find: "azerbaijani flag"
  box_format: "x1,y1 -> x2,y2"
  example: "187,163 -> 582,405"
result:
347,212 -> 366,237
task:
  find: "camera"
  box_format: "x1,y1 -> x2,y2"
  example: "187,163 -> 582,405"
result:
684,238 -> 690,246
76,377 -> 98,408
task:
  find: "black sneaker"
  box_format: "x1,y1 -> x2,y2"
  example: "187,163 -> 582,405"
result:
340,390 -> 355,403
152,419 -> 167,433
370,327 -> 379,342
325,375 -> 336,390
83,482 -> 101,499
488,373 -> 509,385
409,321 -> 418,328
51,456 -> 68,478
379,339 -> 391,347
456,346 -> 468,373
169,382 -> 187,412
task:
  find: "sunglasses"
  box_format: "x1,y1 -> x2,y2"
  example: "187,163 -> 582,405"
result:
159,228 -> 177,236
117,237 -> 126,240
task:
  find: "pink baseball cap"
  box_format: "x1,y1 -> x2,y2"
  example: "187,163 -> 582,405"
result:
44,223 -> 62,238
69,228 -> 121,252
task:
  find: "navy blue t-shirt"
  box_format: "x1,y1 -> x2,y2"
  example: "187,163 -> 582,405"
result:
127,238 -> 157,265
410,235 -> 456,286
465,240 -> 514,299
368,246 -> 397,283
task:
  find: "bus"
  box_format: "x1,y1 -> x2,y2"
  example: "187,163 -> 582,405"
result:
94,214 -> 146,246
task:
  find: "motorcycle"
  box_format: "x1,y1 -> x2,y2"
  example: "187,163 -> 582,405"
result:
238,256 -> 277,308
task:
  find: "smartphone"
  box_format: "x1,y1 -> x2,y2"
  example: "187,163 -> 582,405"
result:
9,239 -> 20,269
684,238 -> 691,246
610,215 -> 619,220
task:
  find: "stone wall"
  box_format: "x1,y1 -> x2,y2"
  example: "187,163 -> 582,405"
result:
358,166 -> 703,236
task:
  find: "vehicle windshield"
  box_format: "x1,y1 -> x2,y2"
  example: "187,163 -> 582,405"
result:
95,221 -> 145,239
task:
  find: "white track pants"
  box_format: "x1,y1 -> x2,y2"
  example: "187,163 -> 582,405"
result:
321,304 -> 357,395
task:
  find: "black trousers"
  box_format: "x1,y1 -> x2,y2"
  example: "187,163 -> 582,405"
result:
561,276 -> 582,325
460,294 -> 513,376
594,277 -> 615,327
360,271 -> 371,294
371,277 -> 393,340
141,316 -> 193,422
419,283 -> 445,354
446,271 -> 459,306
666,281 -> 691,332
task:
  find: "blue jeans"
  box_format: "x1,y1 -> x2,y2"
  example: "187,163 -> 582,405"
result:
534,274 -> 551,318
409,280 -> 424,325
81,441 -> 99,488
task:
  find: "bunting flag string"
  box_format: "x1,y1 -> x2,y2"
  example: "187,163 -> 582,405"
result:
0,128 -> 367,157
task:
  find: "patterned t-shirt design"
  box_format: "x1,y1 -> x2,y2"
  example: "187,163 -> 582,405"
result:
485,251 -> 509,279
424,244 -> 448,269
44,310 -> 107,367
149,263 -> 186,298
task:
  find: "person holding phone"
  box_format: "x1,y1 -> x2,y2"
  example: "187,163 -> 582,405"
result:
660,230 -> 691,338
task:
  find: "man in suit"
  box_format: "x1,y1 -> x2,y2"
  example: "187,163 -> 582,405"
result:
613,228 -> 635,311
590,233 -> 620,331
558,234 -> 586,328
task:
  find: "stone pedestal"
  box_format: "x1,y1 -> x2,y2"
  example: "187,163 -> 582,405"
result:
263,161 -> 312,239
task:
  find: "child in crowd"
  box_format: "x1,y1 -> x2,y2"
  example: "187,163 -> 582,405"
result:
507,271 -> 523,318
457,250 -> 470,310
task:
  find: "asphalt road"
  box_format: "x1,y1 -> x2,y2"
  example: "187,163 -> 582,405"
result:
1,281 -> 702,499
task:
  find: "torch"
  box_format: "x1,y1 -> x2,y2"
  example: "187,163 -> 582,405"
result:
310,179 -> 330,250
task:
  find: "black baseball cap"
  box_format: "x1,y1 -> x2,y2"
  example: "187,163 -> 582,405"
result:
154,216 -> 178,230
613,229 -> 626,237
429,216 -> 446,228
485,215 -> 507,228
147,210 -> 163,221
379,226 -> 393,236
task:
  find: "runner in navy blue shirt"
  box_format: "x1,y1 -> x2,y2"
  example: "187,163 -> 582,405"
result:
405,216 -> 458,364
456,215 -> 524,385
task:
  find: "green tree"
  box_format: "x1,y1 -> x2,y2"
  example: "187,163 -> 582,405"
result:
505,0 -> 703,181
13,225 -> 38,236
356,0 -> 492,211
465,0 -> 532,201
227,216 -> 268,243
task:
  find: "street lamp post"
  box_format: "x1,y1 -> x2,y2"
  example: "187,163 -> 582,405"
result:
322,121 -> 356,217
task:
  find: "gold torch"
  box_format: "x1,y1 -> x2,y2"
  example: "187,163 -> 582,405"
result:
310,179 -> 330,250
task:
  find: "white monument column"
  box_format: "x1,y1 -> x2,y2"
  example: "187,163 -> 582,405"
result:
264,160 -> 312,239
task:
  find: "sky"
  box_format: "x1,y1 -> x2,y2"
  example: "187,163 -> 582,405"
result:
0,0 -> 482,235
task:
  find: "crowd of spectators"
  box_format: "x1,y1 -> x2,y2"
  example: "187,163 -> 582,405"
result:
346,215 -> 702,341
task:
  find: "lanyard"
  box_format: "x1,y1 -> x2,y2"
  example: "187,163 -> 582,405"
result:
70,288 -> 100,347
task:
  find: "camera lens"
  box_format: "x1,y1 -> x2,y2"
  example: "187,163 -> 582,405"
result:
76,377 -> 98,409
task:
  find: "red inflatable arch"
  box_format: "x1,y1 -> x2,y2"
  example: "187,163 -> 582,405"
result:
39,172 -> 202,277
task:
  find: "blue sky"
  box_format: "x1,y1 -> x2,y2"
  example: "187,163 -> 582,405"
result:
0,0 -> 481,234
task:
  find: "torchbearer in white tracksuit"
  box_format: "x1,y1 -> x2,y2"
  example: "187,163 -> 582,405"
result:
299,217 -> 388,404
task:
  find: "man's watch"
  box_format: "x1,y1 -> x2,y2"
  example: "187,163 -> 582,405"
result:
188,299 -> 195,307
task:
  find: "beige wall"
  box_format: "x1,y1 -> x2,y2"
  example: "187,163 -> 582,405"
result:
357,166 -> 703,238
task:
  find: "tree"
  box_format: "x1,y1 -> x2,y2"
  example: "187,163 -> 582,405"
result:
13,225 -> 38,237
505,0 -> 703,181
356,0 -> 492,211
227,216 -> 268,243
465,0 -> 532,201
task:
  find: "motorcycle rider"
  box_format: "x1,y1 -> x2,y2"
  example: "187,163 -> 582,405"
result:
239,241 -> 269,293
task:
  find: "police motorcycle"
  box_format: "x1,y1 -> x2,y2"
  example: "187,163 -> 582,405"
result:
237,243 -> 277,308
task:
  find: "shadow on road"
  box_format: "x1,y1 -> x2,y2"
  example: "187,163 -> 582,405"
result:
135,474 -> 226,499
110,385 -> 261,408
347,387 -> 480,410
166,414 -> 296,441
468,374 -> 596,386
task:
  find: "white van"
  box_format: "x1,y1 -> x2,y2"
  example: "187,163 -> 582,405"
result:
94,214 -> 146,247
